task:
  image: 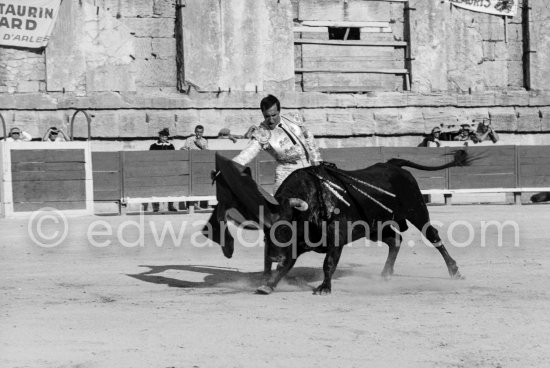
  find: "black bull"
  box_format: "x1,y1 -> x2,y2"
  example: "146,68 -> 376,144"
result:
203,151 -> 471,295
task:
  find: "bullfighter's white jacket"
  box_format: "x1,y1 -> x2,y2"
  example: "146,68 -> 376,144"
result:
233,115 -> 322,193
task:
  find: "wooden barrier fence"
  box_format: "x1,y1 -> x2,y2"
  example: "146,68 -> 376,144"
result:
0,142 -> 94,217
90,145 -> 550,213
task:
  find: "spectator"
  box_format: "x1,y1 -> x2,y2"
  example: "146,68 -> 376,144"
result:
181,125 -> 208,150
453,124 -> 480,144
475,120 -> 499,143
180,125 -> 209,210
6,127 -> 32,142
147,128 -> 177,212
418,127 -> 441,147
42,126 -> 70,142
217,128 -> 238,143
149,128 -> 175,150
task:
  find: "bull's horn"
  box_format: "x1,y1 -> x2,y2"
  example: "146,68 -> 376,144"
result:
289,198 -> 308,211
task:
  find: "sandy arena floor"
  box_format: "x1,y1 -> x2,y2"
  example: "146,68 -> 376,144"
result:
1,204 -> 550,368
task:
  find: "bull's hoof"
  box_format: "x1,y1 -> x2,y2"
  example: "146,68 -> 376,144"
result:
381,268 -> 394,281
313,284 -> 331,295
255,285 -> 274,295
450,270 -> 465,280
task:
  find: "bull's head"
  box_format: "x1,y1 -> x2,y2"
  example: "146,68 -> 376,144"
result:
203,153 -> 279,258
265,197 -> 311,263
202,171 -> 247,258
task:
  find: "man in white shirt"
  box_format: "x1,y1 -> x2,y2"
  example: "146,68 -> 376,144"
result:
181,125 -> 208,150
6,127 -> 32,142
42,127 -> 70,142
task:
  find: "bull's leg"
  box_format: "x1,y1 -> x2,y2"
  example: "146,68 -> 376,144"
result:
380,230 -> 402,280
425,224 -> 463,279
314,245 -> 344,295
256,258 -> 297,295
263,234 -> 272,278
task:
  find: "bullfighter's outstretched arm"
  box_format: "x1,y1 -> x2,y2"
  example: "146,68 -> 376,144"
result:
233,139 -> 262,166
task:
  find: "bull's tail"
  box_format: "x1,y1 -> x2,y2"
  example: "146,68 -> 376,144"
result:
387,149 -> 471,171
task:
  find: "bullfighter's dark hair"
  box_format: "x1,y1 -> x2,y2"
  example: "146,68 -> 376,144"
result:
260,94 -> 280,112
195,125 -> 204,131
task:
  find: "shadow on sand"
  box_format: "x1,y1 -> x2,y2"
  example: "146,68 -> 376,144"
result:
127,264 -> 354,291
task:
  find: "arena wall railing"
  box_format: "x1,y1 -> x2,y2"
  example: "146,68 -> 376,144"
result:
3,145 -> 550,217
91,145 -> 550,214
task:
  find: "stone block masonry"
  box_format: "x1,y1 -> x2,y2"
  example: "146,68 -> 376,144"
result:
1,0 -> 550,147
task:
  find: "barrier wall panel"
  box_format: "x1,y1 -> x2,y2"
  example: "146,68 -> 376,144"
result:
192,150 -> 238,162
124,151 -> 188,161
449,146 -> 516,189
14,201 -> 87,212
123,162 -> 189,178
258,160 -> 277,185
92,152 -> 121,172
125,185 -> 190,198
519,166 -> 550,177
92,152 -> 121,202
455,165 -> 516,174
9,147 -> 89,213
382,147 -> 448,190
257,150 -> 276,195
122,150 -> 190,199
12,171 -> 86,181
192,183 -> 216,196
88,145 -> 550,208
11,149 -> 85,163
125,176 -> 187,187
520,176 -> 550,187
93,172 -> 120,200
381,147 -> 449,162
193,164 -> 217,180
13,180 -> 87,202
1,143 -> 93,217
13,162 -> 84,172
190,150 -> 215,195
321,147 -> 382,170
517,146 -> 550,156
189,150 -> 255,196
520,157 -> 550,165
518,146 -> 550,187
190,150 -> 216,197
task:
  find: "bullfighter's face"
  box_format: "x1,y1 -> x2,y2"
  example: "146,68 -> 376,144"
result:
262,104 -> 281,130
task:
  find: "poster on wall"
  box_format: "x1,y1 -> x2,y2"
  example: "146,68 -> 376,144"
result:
450,0 -> 518,17
0,0 -> 62,48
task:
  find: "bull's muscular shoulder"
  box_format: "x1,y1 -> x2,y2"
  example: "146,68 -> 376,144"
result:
251,124 -> 272,145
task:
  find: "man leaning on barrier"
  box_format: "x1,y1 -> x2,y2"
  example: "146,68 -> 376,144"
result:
6,127 -> 32,142
147,128 -> 177,212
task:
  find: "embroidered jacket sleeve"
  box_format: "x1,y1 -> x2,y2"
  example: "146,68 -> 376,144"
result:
301,125 -> 322,163
233,139 -> 262,166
